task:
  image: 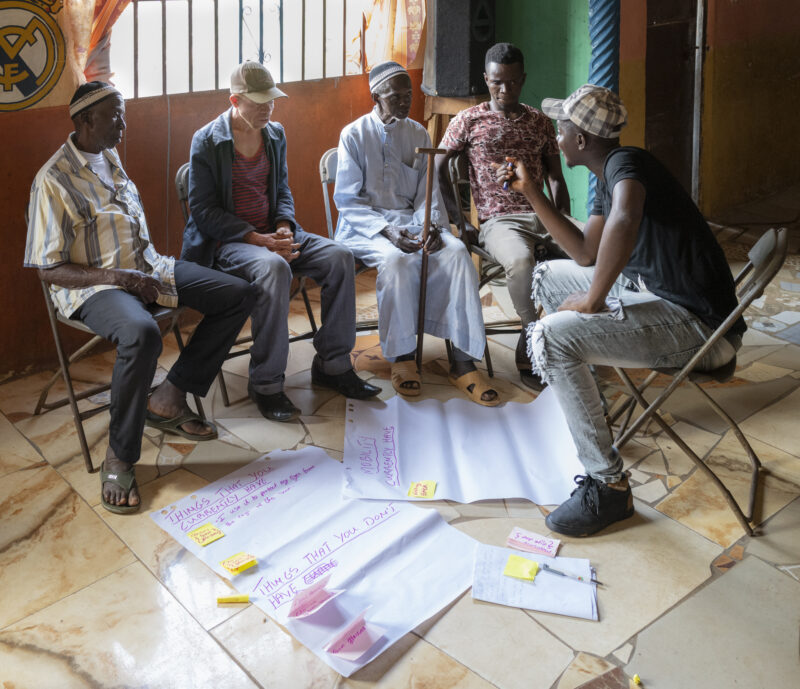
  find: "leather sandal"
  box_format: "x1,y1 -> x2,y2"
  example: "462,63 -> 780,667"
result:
391,360 -> 421,396
448,370 -> 500,407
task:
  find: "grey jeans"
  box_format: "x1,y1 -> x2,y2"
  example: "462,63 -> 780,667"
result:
214,229 -> 356,394
528,260 -> 735,483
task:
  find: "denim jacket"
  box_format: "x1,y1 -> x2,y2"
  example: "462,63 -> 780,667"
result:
181,108 -> 299,266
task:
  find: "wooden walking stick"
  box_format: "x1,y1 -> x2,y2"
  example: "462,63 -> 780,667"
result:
414,147 -> 448,373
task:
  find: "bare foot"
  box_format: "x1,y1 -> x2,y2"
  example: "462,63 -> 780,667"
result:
450,360 -> 498,403
149,379 -> 214,437
103,448 -> 140,507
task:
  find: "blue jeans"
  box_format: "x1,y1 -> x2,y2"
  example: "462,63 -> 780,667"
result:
528,260 -> 734,483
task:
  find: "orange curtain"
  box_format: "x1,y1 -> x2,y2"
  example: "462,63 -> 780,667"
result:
88,0 -> 130,56
347,0 -> 427,73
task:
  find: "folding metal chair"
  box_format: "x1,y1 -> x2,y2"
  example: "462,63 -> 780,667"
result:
446,151 -> 524,376
175,162 -> 318,406
609,227 -> 789,535
35,278 -> 204,473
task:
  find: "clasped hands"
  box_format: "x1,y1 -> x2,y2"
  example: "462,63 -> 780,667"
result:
245,224 -> 301,262
382,222 -> 445,254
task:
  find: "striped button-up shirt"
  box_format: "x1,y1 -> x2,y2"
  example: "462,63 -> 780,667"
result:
24,136 -> 177,317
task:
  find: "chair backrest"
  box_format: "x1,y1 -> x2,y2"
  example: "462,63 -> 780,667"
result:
175,162 -> 191,224
735,227 -> 788,306
319,147 -> 338,240
446,151 -> 472,235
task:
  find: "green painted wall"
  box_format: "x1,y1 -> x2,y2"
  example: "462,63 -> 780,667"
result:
495,0 -> 591,220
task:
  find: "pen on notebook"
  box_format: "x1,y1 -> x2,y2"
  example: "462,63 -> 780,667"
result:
541,562 -> 603,586
502,161 -> 513,190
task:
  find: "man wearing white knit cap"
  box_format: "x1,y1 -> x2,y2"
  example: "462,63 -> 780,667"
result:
334,61 -> 499,405
25,82 -> 255,515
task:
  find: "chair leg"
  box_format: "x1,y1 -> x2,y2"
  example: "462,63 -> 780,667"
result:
688,380 -> 761,521
44,303 -> 96,473
300,283 -> 319,334
34,335 -> 106,415
615,370 -> 754,536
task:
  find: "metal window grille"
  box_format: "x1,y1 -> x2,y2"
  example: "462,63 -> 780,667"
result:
112,0 -> 360,99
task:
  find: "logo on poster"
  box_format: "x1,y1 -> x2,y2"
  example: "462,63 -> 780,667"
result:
0,0 -> 65,111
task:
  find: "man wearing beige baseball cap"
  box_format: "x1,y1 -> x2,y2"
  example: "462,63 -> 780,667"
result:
182,62 -> 379,421
497,83 -> 744,537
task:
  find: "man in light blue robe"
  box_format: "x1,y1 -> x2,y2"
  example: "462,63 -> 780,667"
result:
333,61 -> 498,405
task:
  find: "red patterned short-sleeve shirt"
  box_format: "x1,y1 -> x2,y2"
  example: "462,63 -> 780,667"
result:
441,102 -> 559,222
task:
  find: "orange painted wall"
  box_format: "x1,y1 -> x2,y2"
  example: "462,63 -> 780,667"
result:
0,70 -> 425,379
618,0 -> 646,148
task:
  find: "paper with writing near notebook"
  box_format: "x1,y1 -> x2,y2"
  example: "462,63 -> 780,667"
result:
150,447 -> 475,677
343,386 -> 584,504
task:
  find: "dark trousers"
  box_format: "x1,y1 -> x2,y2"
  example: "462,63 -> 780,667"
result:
75,260 -> 255,463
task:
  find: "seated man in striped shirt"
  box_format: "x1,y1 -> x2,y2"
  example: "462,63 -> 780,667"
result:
183,62 -> 380,421
25,82 -> 256,514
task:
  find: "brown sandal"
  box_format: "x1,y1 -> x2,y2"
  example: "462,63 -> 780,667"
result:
391,360 -> 421,396
448,370 -> 500,407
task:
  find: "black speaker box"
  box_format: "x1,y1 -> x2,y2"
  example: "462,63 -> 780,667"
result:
421,0 -> 496,98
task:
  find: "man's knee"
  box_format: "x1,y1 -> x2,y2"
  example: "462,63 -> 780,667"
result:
323,243 -> 355,280
116,318 -> 163,357
249,254 -> 292,296
503,254 -> 536,279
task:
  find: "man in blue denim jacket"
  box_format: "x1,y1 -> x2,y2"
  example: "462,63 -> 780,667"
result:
182,62 -> 379,420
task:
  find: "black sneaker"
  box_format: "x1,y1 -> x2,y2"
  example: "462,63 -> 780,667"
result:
545,474 -> 634,537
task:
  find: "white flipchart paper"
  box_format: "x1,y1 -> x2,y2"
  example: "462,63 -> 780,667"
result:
343,386 -> 584,504
472,543 -> 598,620
150,448 -> 476,677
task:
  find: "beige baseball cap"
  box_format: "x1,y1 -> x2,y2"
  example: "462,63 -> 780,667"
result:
230,61 -> 287,104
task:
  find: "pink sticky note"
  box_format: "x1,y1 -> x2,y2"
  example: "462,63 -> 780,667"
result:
324,610 -> 384,662
506,526 -> 560,557
287,575 -> 343,619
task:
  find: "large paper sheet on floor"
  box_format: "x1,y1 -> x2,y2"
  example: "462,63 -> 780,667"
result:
343,386 -> 584,503
472,543 -> 598,620
150,448 -> 475,676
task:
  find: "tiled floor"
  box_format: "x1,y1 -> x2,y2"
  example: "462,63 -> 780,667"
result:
2,186 -> 799,688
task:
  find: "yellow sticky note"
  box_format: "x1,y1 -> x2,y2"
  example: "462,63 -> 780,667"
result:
217,594 -> 249,604
187,523 -> 225,547
220,552 -> 257,575
407,480 -> 437,499
503,554 -> 539,581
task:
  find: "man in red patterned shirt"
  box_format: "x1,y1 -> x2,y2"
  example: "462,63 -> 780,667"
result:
436,43 -> 571,390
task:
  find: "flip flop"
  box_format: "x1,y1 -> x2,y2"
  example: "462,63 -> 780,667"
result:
448,370 -> 501,407
100,465 -> 140,514
391,360 -> 421,396
145,409 -> 218,441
